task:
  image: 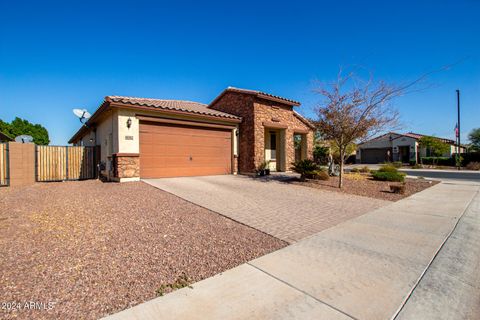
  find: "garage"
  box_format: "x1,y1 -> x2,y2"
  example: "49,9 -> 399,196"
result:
139,120 -> 232,178
360,148 -> 391,164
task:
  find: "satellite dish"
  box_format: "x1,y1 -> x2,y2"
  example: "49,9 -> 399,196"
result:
15,135 -> 34,143
73,108 -> 91,124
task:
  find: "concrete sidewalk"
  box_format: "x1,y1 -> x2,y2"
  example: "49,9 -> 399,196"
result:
103,182 -> 479,320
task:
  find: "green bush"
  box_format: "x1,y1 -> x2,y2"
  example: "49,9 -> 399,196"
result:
303,169 -> 329,180
459,152 -> 480,165
359,166 -> 370,173
372,171 -> 406,182
291,159 -> 320,181
313,146 -> 329,165
383,161 -> 402,168
420,157 -> 454,166
392,161 -> 403,168
377,164 -> 398,173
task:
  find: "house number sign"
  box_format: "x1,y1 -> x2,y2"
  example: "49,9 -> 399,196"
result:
125,135 -> 134,140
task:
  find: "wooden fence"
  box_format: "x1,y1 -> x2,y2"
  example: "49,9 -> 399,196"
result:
36,146 -> 99,182
0,143 -> 9,186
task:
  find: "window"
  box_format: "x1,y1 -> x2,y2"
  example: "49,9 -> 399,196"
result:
270,132 -> 277,160
270,132 -> 276,150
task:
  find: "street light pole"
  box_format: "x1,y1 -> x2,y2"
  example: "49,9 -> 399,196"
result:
456,89 -> 461,170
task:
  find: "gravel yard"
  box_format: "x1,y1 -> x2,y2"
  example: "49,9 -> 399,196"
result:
0,181 -> 285,320
292,173 -> 439,201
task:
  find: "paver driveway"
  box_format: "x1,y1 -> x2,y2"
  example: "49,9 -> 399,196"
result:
144,175 -> 389,243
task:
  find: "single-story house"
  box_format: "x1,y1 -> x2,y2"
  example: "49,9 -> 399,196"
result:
356,132 -> 466,164
69,87 -> 315,182
0,132 -> 13,142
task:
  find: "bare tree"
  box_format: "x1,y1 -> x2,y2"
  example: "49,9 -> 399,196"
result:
313,68 -> 410,188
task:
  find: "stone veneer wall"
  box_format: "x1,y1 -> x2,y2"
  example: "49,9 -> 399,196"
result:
253,99 -> 313,171
113,154 -> 140,179
210,92 -> 257,173
210,92 -> 314,173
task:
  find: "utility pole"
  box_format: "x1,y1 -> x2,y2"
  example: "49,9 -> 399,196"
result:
456,89 -> 461,170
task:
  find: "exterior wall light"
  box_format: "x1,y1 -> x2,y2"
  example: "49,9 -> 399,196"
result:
126,117 -> 132,129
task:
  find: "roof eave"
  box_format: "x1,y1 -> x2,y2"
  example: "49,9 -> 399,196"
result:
293,111 -> 316,130
208,88 -> 300,108
109,102 -> 242,123
68,100 -> 111,143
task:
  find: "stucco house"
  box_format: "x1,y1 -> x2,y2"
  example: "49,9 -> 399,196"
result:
69,87 -> 314,182
356,132 -> 465,164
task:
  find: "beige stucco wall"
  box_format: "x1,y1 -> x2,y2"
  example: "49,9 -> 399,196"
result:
115,107 -> 240,155
117,108 -> 140,154
74,105 -> 242,180
75,110 -> 118,177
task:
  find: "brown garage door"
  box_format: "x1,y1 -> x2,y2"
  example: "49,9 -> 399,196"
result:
139,121 -> 232,178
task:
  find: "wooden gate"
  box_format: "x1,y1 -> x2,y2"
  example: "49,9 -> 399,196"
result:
36,146 -> 99,182
0,143 -> 9,186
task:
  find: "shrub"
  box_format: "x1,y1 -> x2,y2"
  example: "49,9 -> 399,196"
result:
459,152 -> 480,165
383,161 -> 402,168
377,164 -> 399,173
466,162 -> 480,171
313,170 -> 330,180
420,157 -> 454,166
313,146 -> 329,165
291,159 -> 320,181
359,166 -> 370,173
350,167 -> 360,173
409,160 -> 417,166
392,161 -> 403,168
372,171 -> 406,182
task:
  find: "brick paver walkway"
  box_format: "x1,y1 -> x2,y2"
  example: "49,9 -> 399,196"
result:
144,175 -> 389,243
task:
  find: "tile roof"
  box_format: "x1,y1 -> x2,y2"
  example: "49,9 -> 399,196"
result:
293,111 -> 316,129
209,87 -> 301,107
361,131 -> 458,146
402,132 -> 456,144
106,96 -> 241,120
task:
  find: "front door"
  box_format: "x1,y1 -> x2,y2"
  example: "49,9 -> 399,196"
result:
399,146 -> 410,163
265,131 -> 277,171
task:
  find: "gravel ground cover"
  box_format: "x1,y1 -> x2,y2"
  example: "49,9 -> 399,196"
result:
0,180 -> 286,320
291,173 -> 439,201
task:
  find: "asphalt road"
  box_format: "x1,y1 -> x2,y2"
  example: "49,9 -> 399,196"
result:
399,169 -> 480,182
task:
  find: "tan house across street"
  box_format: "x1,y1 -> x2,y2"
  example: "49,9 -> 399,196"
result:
69,87 -> 314,181
356,132 -> 466,164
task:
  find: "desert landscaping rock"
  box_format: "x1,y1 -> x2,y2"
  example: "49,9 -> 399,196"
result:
0,181 -> 285,320
293,175 -> 440,201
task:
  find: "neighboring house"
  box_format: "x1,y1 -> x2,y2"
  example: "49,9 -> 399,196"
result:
69,87 -> 314,182
356,132 -> 466,164
0,131 -> 13,142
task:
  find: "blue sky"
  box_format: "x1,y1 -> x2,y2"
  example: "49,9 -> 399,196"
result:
0,0 -> 478,145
